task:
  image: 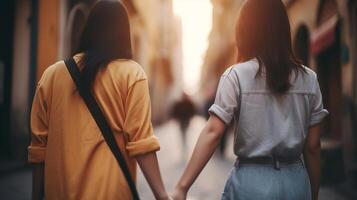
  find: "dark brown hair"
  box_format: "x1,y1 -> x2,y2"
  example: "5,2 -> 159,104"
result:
75,0 -> 132,90
236,0 -> 305,94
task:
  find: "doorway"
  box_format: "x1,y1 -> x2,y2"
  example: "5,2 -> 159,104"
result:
351,1 -> 357,162
294,25 -> 310,66
317,30 -> 342,140
315,0 -> 342,140
0,0 -> 16,159
314,0 -> 345,184
316,20 -> 345,183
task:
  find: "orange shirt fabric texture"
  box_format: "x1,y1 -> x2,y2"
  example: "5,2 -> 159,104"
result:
28,55 -> 160,200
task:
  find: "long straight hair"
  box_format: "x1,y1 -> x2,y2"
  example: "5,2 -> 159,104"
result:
236,0 -> 305,94
75,0 -> 132,90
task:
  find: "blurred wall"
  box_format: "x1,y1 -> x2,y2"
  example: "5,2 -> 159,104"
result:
287,0 -> 357,184
8,0 -> 33,159
200,0 -> 244,101
36,0 -> 60,82
0,0 -> 16,158
129,0 -> 183,124
2,0 -> 61,160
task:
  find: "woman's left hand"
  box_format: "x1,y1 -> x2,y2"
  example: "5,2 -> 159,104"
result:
171,187 -> 187,200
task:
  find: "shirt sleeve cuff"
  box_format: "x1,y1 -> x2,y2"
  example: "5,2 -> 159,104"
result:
28,146 -> 46,163
208,104 -> 232,125
126,136 -> 160,157
310,109 -> 329,127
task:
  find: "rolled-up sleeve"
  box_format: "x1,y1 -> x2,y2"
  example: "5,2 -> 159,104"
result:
28,82 -> 48,163
124,79 -> 160,157
309,76 -> 329,126
209,73 -> 239,125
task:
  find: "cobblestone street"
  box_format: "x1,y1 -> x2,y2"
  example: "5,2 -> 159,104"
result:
0,116 -> 351,200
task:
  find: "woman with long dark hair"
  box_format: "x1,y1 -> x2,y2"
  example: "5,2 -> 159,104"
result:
28,1 -> 169,199
172,0 -> 328,199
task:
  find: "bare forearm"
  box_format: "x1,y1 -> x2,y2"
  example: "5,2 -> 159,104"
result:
176,128 -> 222,192
172,116 -> 226,200
304,150 -> 321,200
136,152 -> 168,200
32,163 -> 44,200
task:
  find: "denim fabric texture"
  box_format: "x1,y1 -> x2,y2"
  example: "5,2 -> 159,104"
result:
221,162 -> 311,200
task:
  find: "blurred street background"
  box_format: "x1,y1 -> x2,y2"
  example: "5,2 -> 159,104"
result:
1,0 -> 357,199
0,117 -> 352,199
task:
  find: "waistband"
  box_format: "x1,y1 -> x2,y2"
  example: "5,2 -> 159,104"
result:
235,156 -> 302,170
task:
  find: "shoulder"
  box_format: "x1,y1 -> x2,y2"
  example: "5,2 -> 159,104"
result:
289,65 -> 320,94
107,59 -> 148,88
301,66 -> 318,80
37,61 -> 64,87
220,59 -> 259,83
231,59 -> 259,78
301,66 -> 320,92
294,65 -> 318,85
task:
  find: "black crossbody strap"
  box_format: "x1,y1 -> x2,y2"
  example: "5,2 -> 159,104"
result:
64,58 -> 140,200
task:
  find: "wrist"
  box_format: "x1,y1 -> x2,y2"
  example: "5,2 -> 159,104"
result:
156,192 -> 169,200
175,182 -> 189,193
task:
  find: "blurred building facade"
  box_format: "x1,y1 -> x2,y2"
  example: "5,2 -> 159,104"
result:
286,0 -> 357,187
200,0 -> 243,100
201,0 -> 357,188
0,0 -> 182,161
128,0 -> 183,124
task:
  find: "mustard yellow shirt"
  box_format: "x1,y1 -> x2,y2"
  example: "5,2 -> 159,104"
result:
28,55 -> 160,200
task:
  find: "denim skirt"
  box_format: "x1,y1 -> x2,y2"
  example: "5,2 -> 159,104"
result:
221,161 -> 311,200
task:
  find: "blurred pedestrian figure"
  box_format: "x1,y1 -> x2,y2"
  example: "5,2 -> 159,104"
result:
28,1 -> 169,200
203,95 -> 215,120
203,80 -> 217,119
171,94 -> 196,159
172,0 -> 328,200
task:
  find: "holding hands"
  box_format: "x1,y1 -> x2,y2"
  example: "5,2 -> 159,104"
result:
171,186 -> 188,200
170,116 -> 226,200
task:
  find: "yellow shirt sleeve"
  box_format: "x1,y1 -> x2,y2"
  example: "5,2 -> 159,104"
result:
28,78 -> 49,163
123,79 -> 160,157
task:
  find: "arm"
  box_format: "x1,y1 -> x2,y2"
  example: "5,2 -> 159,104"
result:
303,125 -> 321,200
29,76 -> 48,200
172,115 -> 226,199
136,152 -> 169,200
32,163 -> 45,200
123,77 -> 168,199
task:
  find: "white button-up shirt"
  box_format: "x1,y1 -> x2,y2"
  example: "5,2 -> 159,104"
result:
209,58 -> 329,158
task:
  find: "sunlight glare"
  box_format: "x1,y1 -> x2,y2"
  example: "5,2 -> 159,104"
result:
173,0 -> 212,95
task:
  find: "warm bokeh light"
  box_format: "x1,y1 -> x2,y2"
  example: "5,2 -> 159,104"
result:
173,0 -> 212,95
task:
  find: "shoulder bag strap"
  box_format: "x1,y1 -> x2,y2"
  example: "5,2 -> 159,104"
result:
64,58 -> 140,200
